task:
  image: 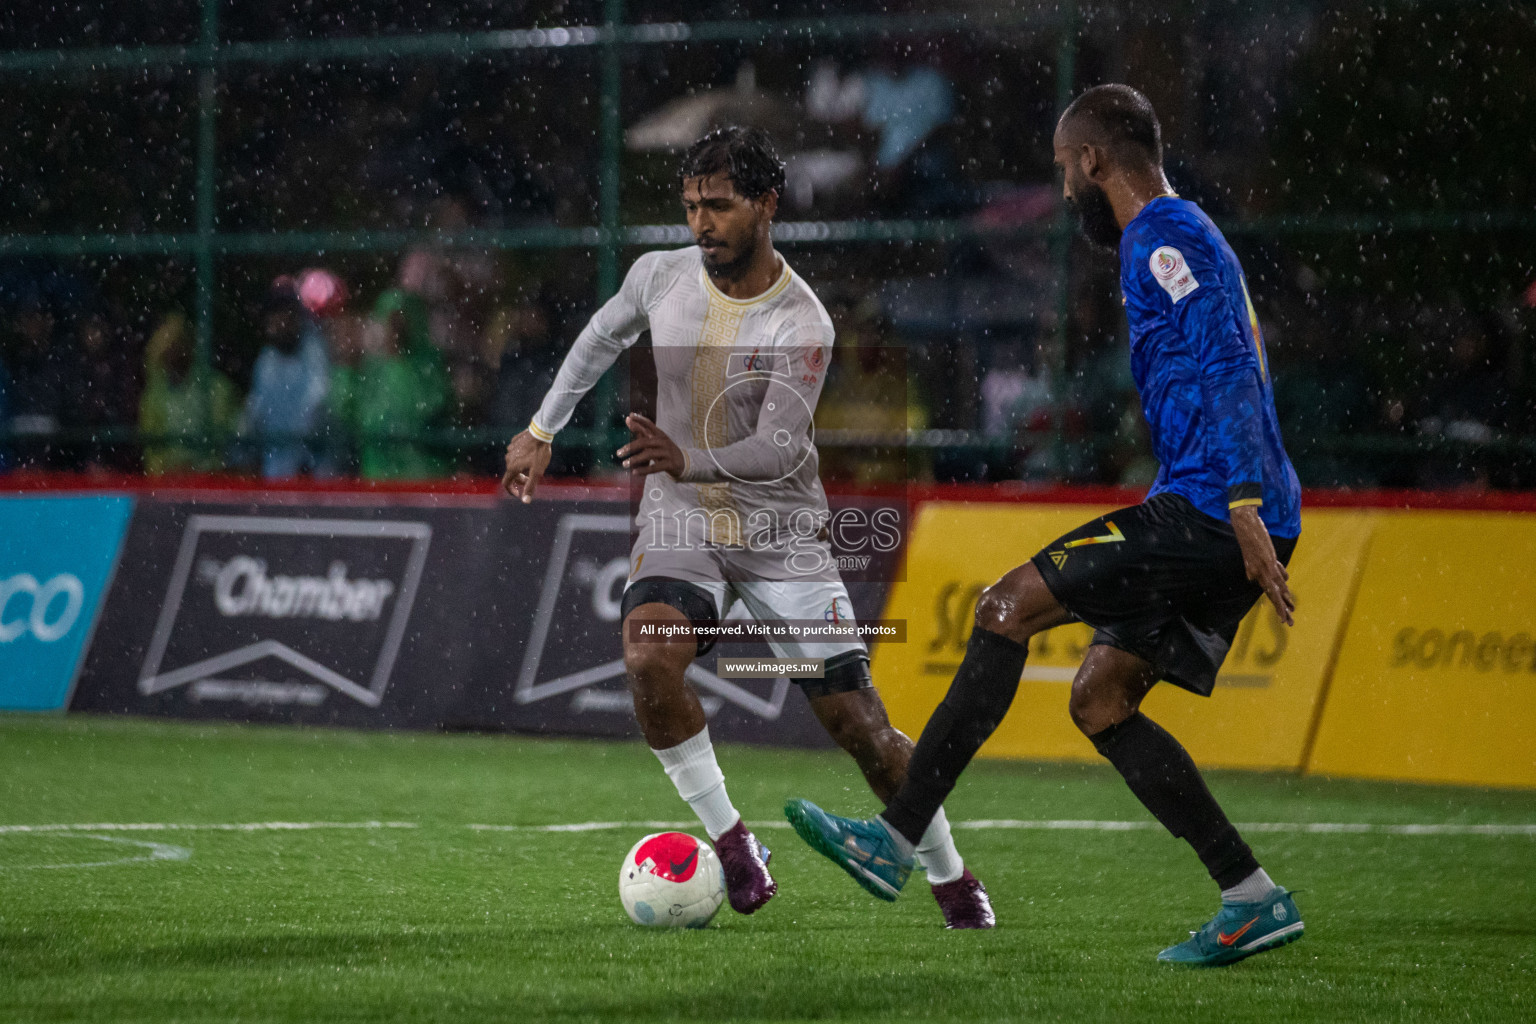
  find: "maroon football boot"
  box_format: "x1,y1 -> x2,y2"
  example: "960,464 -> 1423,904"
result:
931,868 -> 996,929
713,819 -> 777,914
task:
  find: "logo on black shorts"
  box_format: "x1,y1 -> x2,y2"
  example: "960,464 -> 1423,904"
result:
1049,520 -> 1125,572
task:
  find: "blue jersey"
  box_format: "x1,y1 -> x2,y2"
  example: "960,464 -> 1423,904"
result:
1119,196 -> 1301,538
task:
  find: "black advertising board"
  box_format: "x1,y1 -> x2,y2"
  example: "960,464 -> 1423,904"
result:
72,493 -> 901,748
73,499 -> 492,729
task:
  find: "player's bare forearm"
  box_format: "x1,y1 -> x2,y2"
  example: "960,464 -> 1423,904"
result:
1230,504 -> 1295,626
502,430 -> 552,503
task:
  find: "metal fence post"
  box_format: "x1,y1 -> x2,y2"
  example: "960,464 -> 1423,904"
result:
593,0 -> 626,455
1049,0 -> 1079,480
598,0 -> 624,303
195,0 -> 220,422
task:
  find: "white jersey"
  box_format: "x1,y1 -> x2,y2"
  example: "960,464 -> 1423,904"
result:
531,247 -> 835,557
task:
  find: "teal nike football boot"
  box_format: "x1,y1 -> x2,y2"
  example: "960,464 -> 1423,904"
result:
1158,887 -> 1305,966
783,798 -> 913,901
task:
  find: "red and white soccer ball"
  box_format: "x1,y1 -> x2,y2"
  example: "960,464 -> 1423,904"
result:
618,831 -> 725,928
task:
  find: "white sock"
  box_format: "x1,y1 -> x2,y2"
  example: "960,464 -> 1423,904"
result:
913,806 -> 965,885
1221,867 -> 1276,904
651,726 -> 740,841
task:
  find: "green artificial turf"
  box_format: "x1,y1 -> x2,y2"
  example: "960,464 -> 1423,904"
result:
1,713 -> 1532,1023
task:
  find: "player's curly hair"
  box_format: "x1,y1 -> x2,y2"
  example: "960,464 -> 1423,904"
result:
678,126 -> 787,201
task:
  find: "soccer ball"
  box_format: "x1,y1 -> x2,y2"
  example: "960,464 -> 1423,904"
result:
618,831 -> 725,928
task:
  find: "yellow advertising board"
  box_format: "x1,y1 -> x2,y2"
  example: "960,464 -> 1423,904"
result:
1306,512 -> 1536,788
874,502 -> 1374,770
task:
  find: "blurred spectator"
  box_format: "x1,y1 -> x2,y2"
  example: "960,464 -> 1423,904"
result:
1417,312 -> 1518,489
318,311 -> 369,476
397,196 -> 503,418
1066,290 -> 1154,486
4,294 -> 66,467
489,301 -> 560,433
1269,307 -> 1378,488
139,313 -> 240,475
296,267 -> 349,320
62,310 -> 139,471
351,289 -> 452,480
816,304 -> 921,484
1423,314 -> 1516,440
980,334 -> 1050,440
240,280 -> 331,479
0,346 -> 10,472
979,333 -> 1072,481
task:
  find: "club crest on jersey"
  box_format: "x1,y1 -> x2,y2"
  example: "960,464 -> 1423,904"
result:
823,597 -> 848,623
1149,246 -> 1199,303
804,346 -> 825,372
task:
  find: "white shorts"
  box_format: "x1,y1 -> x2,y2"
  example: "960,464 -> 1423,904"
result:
624,539 -> 867,663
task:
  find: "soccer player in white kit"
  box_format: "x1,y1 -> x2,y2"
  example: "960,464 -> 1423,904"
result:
501,127 -> 993,927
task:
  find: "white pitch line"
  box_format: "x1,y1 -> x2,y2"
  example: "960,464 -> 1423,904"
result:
472,819 -> 1536,837
0,821 -> 417,834
0,834 -> 193,871
957,819 -> 1536,837
1241,821 -> 1536,836
957,819 -> 1155,832
2,819 -> 1533,837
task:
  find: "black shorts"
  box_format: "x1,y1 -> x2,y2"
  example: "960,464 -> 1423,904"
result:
1030,493 -> 1298,696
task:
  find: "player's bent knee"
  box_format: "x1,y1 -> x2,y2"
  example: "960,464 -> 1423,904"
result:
620,578 -> 720,660
1067,688 -> 1099,736
622,607 -> 695,687
623,644 -> 679,687
973,563 -> 1068,644
1068,680 -> 1128,737
972,586 -> 1010,631
973,582 -> 1035,642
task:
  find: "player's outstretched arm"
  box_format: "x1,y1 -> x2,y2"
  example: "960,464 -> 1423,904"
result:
516,252 -> 661,479
1231,504 -> 1295,626
501,429 -> 553,503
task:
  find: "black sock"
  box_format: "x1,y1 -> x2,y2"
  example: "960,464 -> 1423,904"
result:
1089,712 -> 1259,889
882,628 -> 1029,846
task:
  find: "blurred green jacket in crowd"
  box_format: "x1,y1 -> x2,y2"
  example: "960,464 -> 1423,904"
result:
350,289 -> 452,480
138,313 -> 240,475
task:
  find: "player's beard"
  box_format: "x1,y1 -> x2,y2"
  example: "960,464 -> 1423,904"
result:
1066,181 -> 1122,251
699,227 -> 760,281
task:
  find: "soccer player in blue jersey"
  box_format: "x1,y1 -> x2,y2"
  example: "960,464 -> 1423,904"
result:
784,84 -> 1306,966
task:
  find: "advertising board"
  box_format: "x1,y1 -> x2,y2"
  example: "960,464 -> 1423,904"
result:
0,495 -> 133,711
